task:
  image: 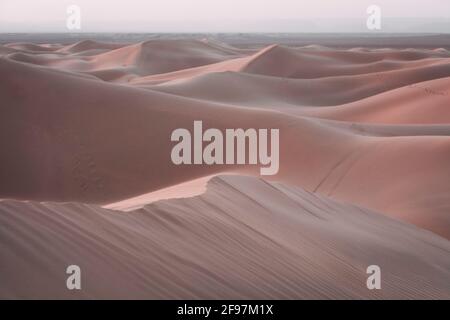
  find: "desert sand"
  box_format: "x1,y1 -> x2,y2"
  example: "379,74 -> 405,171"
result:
0,35 -> 449,299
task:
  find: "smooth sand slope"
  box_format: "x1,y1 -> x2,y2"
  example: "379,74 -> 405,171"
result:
1,175 -> 449,299
1,40 -> 450,238
0,37 -> 449,298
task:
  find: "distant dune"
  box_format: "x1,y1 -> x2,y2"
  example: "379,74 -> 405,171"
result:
0,36 -> 449,299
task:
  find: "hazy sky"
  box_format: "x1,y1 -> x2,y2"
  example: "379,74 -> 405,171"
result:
1,0 -> 450,32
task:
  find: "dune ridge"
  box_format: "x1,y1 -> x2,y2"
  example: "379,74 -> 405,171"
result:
1,44 -> 450,238
1,175 -> 449,299
0,37 -> 449,299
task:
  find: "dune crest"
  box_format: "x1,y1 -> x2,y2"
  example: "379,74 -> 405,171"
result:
1,36 -> 450,299
1,175 -> 449,299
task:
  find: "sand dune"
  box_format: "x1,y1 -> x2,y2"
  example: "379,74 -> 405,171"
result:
301,76 -> 450,123
138,65 -> 450,109
0,36 -> 449,299
1,49 -> 450,238
1,175 -> 449,299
